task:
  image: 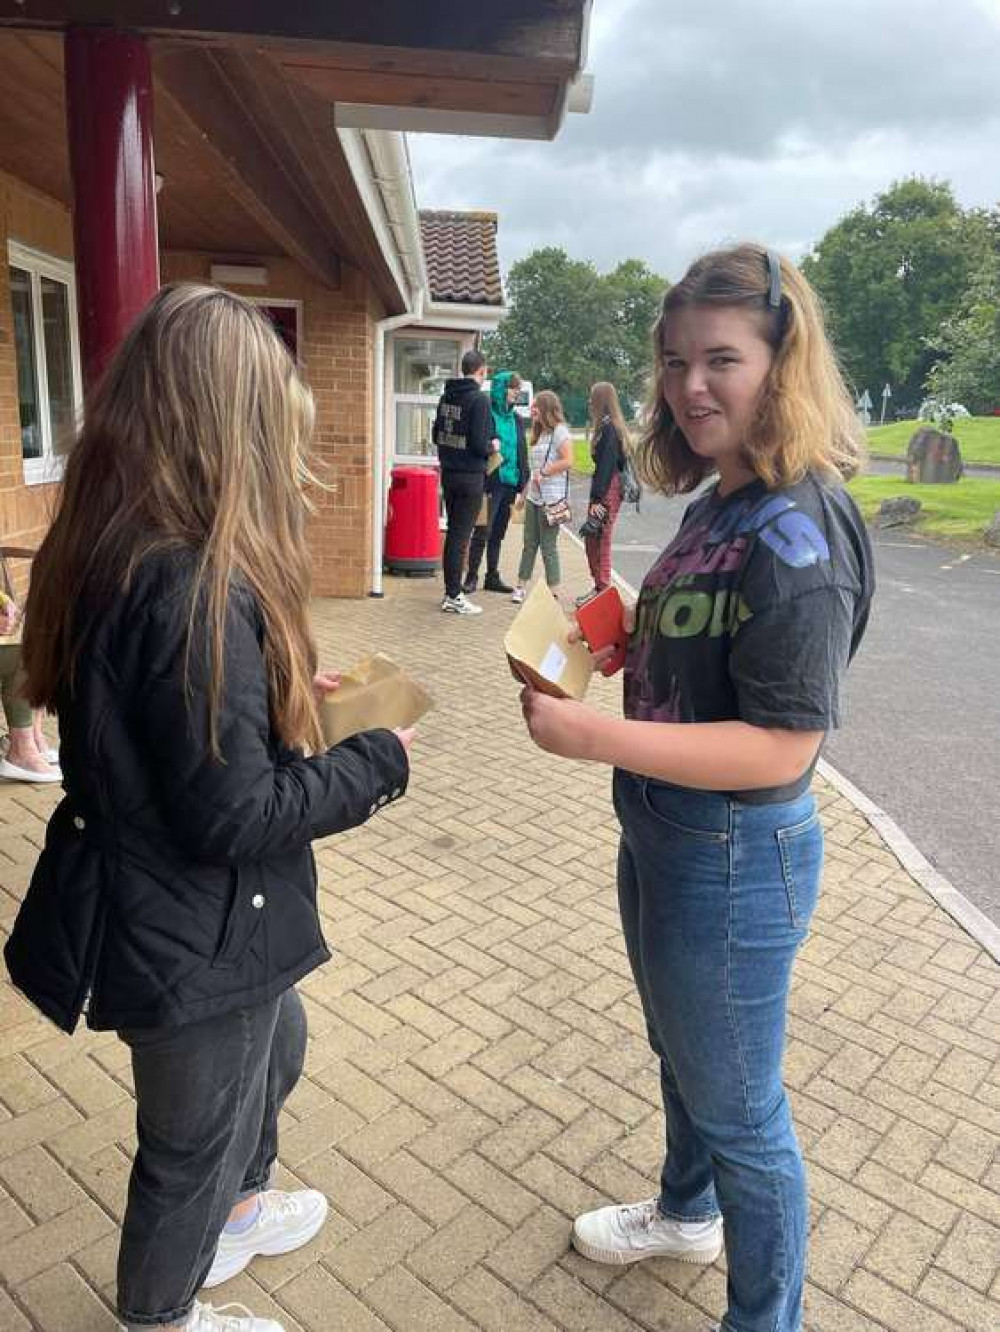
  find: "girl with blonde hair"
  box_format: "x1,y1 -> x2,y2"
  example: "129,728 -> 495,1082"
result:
519,245 -> 873,1332
579,380 -> 631,601
511,388 -> 573,604
5,284 -> 412,1332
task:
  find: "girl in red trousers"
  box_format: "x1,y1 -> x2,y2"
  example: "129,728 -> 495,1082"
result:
580,380 -> 631,601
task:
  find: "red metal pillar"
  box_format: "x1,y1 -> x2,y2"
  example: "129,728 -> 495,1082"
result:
65,27 -> 160,386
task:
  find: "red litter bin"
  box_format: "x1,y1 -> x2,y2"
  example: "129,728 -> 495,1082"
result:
384,465 -> 441,575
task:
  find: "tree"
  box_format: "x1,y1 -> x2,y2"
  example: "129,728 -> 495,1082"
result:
925,253 -> 1000,413
801,179 -> 990,411
598,258 -> 666,408
483,247 -> 667,421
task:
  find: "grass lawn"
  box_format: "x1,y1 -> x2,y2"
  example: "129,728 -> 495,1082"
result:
868,416 -> 1000,465
848,475 -> 1000,543
572,428 -> 1000,544
572,434 -> 593,475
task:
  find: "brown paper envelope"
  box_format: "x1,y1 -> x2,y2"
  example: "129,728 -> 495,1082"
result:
320,653 -> 433,745
503,582 -> 593,700
486,451 -> 502,475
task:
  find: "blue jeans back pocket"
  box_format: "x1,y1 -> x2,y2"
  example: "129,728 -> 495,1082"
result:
776,815 -> 823,930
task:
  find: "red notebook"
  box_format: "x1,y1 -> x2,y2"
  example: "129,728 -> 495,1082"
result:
576,586 -> 627,676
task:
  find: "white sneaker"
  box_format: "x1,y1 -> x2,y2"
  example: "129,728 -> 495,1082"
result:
572,1197 -> 723,1266
118,1304 -> 286,1332
187,1303 -> 285,1332
0,758 -> 62,784
511,586 -> 526,604
204,1189 -> 328,1288
441,592 -> 483,616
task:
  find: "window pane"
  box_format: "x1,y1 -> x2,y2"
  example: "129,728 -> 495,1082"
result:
260,303 -> 298,360
40,276 -> 75,452
394,402 -> 437,458
10,266 -> 42,460
393,338 -> 460,396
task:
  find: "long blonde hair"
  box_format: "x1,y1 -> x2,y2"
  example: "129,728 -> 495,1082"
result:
23,283 -> 323,753
530,389 -> 566,446
589,381 -> 631,458
638,243 -> 865,494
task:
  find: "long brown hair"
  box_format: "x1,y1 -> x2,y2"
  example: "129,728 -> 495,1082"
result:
530,389 -> 566,446
23,282 -> 323,753
588,381 -> 631,458
637,243 -> 865,494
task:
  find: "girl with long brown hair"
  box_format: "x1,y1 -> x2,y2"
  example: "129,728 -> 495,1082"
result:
519,245 -> 873,1332
511,388 -> 573,604
579,381 -> 631,601
4,284 -> 412,1332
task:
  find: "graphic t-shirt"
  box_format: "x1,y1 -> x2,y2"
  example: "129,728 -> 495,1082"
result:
624,472 -> 874,803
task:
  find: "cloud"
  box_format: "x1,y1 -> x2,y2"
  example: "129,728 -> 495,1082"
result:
573,0 -> 1000,162
407,0 -> 1000,281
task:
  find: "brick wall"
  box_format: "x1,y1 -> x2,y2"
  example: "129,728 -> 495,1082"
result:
0,170 -> 73,599
0,202 -> 383,603
162,253 -> 381,599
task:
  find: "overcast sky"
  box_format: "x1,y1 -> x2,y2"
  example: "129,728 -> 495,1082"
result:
408,0 -> 1000,283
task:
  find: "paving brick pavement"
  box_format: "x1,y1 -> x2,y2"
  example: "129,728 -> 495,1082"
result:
1,537 -> 999,1332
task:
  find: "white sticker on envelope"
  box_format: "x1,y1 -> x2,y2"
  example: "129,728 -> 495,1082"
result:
538,642 -> 567,683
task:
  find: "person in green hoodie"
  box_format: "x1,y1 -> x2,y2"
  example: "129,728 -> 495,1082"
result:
463,371 -> 529,594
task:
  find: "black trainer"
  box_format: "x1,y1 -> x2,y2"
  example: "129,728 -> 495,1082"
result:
483,572 -> 514,594
462,574 -> 479,594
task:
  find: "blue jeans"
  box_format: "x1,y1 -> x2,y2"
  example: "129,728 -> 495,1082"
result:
117,990 -> 307,1327
613,770 -> 822,1332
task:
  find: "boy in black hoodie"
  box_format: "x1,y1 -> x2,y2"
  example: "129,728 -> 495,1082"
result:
432,348 -> 494,615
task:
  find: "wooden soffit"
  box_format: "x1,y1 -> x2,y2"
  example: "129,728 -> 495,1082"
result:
0,1 -> 590,139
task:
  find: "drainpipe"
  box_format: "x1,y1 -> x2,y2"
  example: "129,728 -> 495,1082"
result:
371,290 -> 425,597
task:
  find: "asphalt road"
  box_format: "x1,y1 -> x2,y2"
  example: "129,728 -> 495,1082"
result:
569,467 -> 1000,926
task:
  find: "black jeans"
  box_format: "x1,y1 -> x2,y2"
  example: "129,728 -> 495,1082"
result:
467,482 -> 518,580
117,989 -> 307,1328
441,471 -> 485,598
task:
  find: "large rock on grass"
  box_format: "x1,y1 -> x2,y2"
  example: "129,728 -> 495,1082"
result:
906,428 -> 963,483
878,496 -> 922,528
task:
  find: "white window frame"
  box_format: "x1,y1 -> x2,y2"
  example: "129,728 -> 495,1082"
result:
8,240 -> 83,487
390,333 -> 463,465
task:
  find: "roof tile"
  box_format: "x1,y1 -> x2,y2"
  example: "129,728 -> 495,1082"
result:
419,209 -> 504,307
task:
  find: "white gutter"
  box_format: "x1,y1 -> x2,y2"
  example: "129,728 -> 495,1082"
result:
359,129 -> 428,303
419,301 -> 507,334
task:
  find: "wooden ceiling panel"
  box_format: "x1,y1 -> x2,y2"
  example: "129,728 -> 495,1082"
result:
0,33 -> 70,203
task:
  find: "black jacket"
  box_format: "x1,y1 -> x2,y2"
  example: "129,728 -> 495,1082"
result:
589,417 -> 625,503
3,552 -> 409,1034
433,376 -> 493,475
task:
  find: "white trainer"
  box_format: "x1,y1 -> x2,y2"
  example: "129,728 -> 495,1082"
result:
0,758 -> 62,784
204,1189 -> 328,1288
511,586 -> 527,604
572,1197 -> 723,1266
187,1302 -> 285,1332
119,1303 -> 285,1332
441,592 -> 483,616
